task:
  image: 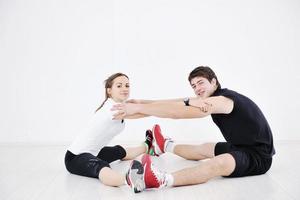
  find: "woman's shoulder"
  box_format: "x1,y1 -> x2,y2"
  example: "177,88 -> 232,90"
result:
94,98 -> 119,118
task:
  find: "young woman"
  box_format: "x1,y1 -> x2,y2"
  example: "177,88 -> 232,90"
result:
64,73 -> 152,192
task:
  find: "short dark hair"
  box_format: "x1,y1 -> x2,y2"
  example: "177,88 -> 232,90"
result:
188,66 -> 221,89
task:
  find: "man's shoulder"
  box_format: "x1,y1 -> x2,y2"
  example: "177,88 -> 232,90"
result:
212,88 -> 238,96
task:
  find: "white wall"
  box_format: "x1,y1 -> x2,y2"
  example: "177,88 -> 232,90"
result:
0,0 -> 299,145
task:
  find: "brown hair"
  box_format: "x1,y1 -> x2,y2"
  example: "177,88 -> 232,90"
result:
188,66 -> 221,89
95,73 -> 129,112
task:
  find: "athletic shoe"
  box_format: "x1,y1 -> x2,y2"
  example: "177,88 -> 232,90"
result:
126,160 -> 145,193
145,130 -> 154,155
152,124 -> 173,156
141,154 -> 168,189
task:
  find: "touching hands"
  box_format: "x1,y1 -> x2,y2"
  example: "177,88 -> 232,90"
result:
111,103 -> 140,120
190,98 -> 212,113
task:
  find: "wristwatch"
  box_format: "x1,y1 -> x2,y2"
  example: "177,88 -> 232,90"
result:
183,98 -> 190,106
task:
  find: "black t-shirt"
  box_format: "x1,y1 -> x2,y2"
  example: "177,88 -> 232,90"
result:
211,88 -> 275,158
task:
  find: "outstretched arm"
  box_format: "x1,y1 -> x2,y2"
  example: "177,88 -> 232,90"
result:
123,113 -> 149,119
113,96 -> 233,120
112,101 -> 211,119
127,97 -> 198,105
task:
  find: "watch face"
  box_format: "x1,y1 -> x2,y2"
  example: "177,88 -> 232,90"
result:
184,98 -> 189,106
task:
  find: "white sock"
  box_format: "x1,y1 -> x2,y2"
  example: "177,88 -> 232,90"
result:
165,140 -> 175,153
164,173 -> 174,187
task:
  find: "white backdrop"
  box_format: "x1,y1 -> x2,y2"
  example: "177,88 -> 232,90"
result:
0,0 -> 299,145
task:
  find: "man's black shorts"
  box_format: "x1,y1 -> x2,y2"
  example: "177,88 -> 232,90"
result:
215,142 -> 272,177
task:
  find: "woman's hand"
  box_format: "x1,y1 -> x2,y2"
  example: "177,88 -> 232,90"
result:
190,98 -> 212,113
111,103 -> 140,119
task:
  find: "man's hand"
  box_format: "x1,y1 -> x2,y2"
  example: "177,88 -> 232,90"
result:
126,99 -> 141,104
111,103 -> 140,120
126,99 -> 154,104
190,98 -> 212,113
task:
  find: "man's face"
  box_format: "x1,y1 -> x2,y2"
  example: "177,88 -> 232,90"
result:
190,76 -> 217,98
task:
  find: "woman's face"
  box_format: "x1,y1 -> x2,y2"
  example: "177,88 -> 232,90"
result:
107,76 -> 130,102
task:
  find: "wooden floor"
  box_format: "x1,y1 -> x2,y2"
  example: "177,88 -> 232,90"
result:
0,141 -> 299,200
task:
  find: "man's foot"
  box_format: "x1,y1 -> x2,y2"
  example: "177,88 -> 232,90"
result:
145,130 -> 154,155
152,124 -> 173,156
141,154 -> 168,189
126,160 -> 145,193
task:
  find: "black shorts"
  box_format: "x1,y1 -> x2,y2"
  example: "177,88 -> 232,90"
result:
64,145 -> 126,178
215,142 -> 272,177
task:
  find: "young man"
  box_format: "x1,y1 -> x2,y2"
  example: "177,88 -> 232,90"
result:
113,66 -> 275,192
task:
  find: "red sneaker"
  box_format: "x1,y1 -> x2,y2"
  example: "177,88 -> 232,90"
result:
141,154 -> 167,189
152,124 -> 173,156
145,130 -> 154,155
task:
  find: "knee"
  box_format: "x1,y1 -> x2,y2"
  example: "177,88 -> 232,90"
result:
210,154 -> 235,176
98,167 -> 118,186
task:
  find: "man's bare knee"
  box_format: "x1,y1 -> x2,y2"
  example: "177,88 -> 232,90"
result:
209,154 -> 235,176
197,142 -> 216,158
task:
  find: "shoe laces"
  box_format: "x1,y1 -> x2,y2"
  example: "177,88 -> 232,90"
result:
146,135 -> 153,142
150,163 -> 167,188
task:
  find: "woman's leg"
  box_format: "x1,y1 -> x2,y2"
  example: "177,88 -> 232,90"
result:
99,160 -> 145,192
97,145 -> 127,163
122,130 -> 152,160
65,151 -> 111,179
98,167 -> 125,186
122,144 -> 147,160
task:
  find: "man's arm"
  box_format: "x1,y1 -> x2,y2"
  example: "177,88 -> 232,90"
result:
123,113 -> 149,119
189,96 -> 234,114
113,101 -> 210,119
133,96 -> 233,118
127,97 -> 198,105
112,96 -> 233,120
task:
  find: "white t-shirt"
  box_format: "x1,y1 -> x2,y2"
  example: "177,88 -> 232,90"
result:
68,98 -> 125,156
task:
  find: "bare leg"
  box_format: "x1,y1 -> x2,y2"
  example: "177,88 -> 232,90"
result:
122,144 -> 147,160
173,142 -> 216,160
98,167 -> 125,187
172,153 -> 235,186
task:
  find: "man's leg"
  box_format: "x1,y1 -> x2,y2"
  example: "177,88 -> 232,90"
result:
172,153 -> 235,186
141,153 -> 235,189
152,124 -> 216,160
173,143 -> 216,160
